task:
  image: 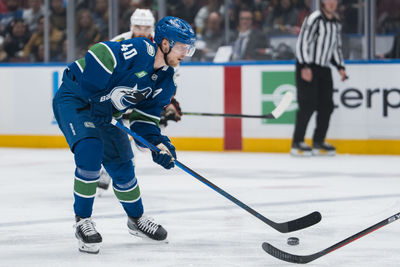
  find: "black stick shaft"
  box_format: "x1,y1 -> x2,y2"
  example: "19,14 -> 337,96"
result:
175,160 -> 277,225
318,211 -> 400,258
111,119 -> 321,233
182,112 -> 273,119
263,211 -> 400,263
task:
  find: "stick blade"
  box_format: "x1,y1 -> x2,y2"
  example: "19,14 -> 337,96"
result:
284,211 -> 322,233
270,91 -> 294,119
262,242 -> 314,264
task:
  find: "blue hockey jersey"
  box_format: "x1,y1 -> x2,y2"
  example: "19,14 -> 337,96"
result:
65,38 -> 176,142
66,37 -> 177,143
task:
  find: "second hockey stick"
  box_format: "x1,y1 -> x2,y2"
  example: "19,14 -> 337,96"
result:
262,211 -> 400,264
183,91 -> 294,119
111,118 -> 321,233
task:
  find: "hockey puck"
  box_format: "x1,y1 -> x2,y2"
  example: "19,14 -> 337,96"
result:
287,237 -> 299,246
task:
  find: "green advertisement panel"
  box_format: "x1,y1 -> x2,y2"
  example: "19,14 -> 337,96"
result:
262,71 -> 297,124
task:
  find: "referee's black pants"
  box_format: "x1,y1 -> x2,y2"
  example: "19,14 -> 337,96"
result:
292,63 -> 334,144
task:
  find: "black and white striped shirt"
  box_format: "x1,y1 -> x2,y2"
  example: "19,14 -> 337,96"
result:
296,10 -> 345,69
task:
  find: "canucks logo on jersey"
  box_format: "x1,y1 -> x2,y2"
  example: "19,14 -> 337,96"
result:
110,84 -> 152,111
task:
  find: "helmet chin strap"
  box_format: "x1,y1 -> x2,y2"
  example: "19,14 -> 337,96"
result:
158,44 -> 172,67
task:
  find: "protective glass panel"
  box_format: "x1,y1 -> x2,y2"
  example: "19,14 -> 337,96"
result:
340,0 -> 366,59
167,0 -> 368,62
73,0 -> 110,59
375,0 -> 400,59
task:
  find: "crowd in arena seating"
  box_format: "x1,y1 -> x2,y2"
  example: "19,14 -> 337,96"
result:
0,0 -> 399,63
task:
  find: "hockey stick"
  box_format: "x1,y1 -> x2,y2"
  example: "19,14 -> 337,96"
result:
262,211 -> 400,264
111,118 -> 321,233
183,91 -> 294,119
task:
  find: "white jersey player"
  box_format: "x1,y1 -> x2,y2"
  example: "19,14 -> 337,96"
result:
112,8 -> 155,42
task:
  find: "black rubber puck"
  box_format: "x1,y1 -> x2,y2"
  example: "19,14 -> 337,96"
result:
287,237 -> 299,246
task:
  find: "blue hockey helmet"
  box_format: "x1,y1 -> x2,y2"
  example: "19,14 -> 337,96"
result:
155,16 -> 196,57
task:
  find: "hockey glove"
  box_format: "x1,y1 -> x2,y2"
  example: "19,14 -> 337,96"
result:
151,136 -> 176,169
159,98 -> 182,127
89,96 -> 113,125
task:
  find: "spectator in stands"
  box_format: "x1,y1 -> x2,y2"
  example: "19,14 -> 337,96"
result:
75,9 -> 101,58
75,0 -> 92,10
23,0 -> 44,32
231,9 -> 271,61
194,0 -> 224,34
92,0 -> 108,41
33,42 -> 43,61
295,0 -> 311,30
252,0 -> 269,29
50,0 -> 66,31
377,33 -> 400,59
340,0 -> 359,34
169,0 -> 199,28
118,0 -> 134,33
22,14 -> 43,60
0,0 -> 23,33
377,0 -> 400,34
0,0 -> 8,14
265,0 -> 299,35
228,0 -> 256,31
0,45 -> 6,61
3,18 -> 30,61
0,32 -> 7,61
23,15 -> 63,61
194,11 -> 231,62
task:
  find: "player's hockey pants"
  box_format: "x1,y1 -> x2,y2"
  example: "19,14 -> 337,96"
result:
53,71 -> 143,218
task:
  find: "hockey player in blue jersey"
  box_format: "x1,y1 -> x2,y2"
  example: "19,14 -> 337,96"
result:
96,8 -> 183,194
52,16 -> 196,254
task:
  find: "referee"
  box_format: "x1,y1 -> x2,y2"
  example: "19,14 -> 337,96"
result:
291,0 -> 348,156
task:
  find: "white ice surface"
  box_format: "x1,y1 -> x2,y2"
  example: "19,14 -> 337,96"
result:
0,148 -> 399,267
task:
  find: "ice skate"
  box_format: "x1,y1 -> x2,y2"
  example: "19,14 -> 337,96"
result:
127,215 -> 168,242
290,142 -> 312,156
312,142 -> 336,156
74,216 -> 102,254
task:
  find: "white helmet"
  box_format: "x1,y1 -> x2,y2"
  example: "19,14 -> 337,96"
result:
130,9 -> 155,28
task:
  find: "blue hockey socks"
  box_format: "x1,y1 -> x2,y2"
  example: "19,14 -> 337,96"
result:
73,138 -> 103,218
104,160 -> 144,218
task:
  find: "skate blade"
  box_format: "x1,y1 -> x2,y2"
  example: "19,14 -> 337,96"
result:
312,149 -> 336,156
128,229 -> 169,244
290,148 -> 312,157
77,240 -> 100,254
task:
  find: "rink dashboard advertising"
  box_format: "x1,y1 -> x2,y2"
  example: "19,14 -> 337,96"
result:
0,61 -> 399,154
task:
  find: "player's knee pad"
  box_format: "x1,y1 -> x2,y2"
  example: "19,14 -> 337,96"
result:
74,137 -> 103,175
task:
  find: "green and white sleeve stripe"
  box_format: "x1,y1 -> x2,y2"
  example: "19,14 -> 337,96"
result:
88,42 -> 117,74
128,108 -> 160,127
75,58 -> 86,72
